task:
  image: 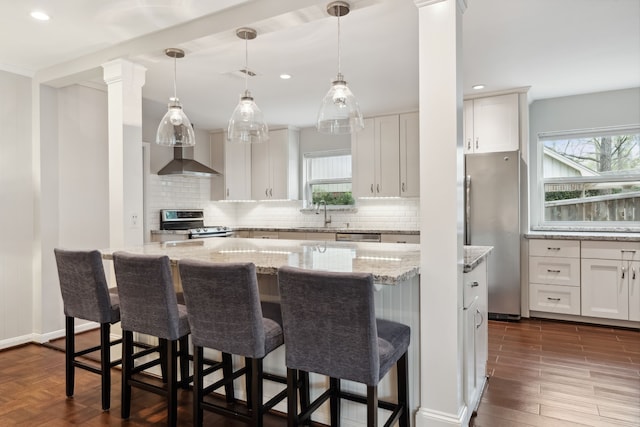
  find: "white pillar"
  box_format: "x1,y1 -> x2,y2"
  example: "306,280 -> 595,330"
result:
415,0 -> 468,426
102,60 -> 146,248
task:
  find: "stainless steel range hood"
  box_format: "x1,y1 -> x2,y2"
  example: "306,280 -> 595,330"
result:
157,146 -> 221,177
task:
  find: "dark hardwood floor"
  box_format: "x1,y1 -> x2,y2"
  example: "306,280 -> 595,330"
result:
0,318 -> 638,426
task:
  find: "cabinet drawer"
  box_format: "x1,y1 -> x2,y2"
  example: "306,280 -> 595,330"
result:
250,231 -> 279,239
529,283 -> 580,315
381,233 -> 420,244
529,256 -> 580,286
581,240 -> 640,261
463,261 -> 486,308
529,239 -> 580,258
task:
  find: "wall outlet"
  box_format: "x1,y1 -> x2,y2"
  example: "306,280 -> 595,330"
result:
130,213 -> 139,227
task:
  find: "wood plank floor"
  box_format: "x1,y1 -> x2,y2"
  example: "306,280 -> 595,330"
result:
0,318 -> 638,426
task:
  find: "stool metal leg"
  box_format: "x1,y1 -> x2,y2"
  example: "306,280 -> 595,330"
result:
286,368 -> 298,427
330,377 -> 340,426
366,385 -> 378,427
99,323 -> 111,411
397,352 -> 409,427
121,330 -> 133,419
65,316 -> 74,399
167,340 -> 178,427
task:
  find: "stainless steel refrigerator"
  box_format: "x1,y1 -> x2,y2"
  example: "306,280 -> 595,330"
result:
465,150 -> 521,320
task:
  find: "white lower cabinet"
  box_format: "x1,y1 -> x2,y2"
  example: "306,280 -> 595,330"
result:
463,259 -> 488,412
581,241 -> 639,321
528,239 -> 581,315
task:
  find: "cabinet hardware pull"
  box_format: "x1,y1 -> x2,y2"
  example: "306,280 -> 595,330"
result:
475,308 -> 483,328
269,188 -> 273,197
547,247 -> 561,251
376,184 -> 380,193
470,281 -> 479,287
265,188 -> 269,197
622,266 -> 626,279
547,269 -> 561,273
402,182 -> 406,192
547,297 -> 561,302
633,268 -> 636,280
475,137 -> 479,149
467,139 -> 471,150
370,184 -> 374,194
621,250 -> 637,253
226,188 -> 229,197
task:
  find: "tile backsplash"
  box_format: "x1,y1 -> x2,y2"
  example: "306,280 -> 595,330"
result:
147,174 -> 420,233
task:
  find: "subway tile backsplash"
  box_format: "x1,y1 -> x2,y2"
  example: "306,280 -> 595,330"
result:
147,174 -> 419,232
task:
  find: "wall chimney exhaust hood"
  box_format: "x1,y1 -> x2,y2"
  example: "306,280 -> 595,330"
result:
157,146 -> 221,177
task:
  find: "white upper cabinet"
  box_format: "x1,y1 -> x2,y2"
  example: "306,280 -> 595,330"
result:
399,112 -> 420,197
352,114 -> 401,198
464,93 -> 520,154
251,128 -> 299,200
223,135 -> 252,200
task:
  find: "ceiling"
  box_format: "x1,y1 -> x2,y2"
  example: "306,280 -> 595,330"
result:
2,0 -> 639,131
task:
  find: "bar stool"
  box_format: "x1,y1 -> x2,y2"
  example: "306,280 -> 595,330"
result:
54,248 -> 122,411
277,266 -> 411,427
112,251 -> 191,427
178,260 -> 288,427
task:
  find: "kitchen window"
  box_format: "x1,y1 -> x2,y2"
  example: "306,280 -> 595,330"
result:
303,150 -> 354,206
538,126 -> 640,228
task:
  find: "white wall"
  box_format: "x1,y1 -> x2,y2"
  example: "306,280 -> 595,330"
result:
0,70 -> 34,348
529,87 -> 640,226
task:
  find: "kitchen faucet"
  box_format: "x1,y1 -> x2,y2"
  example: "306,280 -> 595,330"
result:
315,200 -> 332,227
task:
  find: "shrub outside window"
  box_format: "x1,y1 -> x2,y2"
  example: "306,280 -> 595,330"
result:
539,126 -> 640,226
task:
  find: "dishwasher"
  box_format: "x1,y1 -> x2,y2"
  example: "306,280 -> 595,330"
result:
335,232 -> 381,243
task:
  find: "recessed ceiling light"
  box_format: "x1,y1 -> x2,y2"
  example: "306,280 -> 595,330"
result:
30,11 -> 50,21
472,84 -> 485,90
280,74 -> 292,80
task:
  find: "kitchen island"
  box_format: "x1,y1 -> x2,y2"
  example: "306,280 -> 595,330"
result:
101,238 -> 490,425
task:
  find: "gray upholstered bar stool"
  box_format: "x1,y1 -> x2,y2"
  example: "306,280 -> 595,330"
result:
179,260 -> 288,427
54,248 -> 122,411
277,266 -> 411,427
112,251 -> 190,427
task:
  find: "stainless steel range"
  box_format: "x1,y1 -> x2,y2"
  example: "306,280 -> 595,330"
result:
160,209 -> 233,239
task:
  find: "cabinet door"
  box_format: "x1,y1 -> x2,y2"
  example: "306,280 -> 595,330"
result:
463,100 -> 474,154
399,112 -> 420,197
374,115 -> 400,197
629,261 -> 640,322
464,297 -> 479,408
224,138 -> 251,200
472,93 -> 519,153
581,258 -> 629,320
268,129 -> 288,199
251,140 -> 271,199
529,256 -> 580,287
352,118 -> 376,197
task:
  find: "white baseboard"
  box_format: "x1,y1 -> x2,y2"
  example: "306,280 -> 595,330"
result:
0,322 -> 102,350
415,405 -> 469,427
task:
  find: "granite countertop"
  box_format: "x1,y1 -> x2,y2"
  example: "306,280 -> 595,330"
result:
525,231 -> 639,242
234,227 -> 419,235
102,238 -> 421,286
463,246 -> 493,273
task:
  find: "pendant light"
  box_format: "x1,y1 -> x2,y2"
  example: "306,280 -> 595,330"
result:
317,1 -> 364,135
156,48 -> 196,147
228,28 -> 269,144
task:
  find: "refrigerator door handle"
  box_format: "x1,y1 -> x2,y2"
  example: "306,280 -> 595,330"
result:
465,175 -> 471,245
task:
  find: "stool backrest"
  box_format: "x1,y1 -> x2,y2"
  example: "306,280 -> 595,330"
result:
112,251 -> 182,340
179,260 -> 266,358
277,266 -> 379,385
54,248 -> 116,324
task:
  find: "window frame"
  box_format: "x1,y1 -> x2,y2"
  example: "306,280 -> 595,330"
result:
302,149 -> 354,208
536,125 -> 640,230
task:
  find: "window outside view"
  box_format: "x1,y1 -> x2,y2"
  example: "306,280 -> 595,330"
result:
305,152 -> 355,206
541,128 -> 640,224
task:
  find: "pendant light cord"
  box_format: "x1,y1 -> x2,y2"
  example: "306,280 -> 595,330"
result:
244,33 -> 249,93
337,12 -> 342,76
173,55 -> 178,101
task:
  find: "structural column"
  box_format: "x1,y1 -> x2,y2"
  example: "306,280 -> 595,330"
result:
415,0 -> 468,426
102,60 -> 146,248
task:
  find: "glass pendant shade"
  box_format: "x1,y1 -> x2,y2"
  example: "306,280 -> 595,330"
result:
228,27 -> 268,144
317,73 -> 364,134
156,48 -> 195,147
228,90 -> 269,144
317,1 -> 363,135
156,98 -> 196,146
